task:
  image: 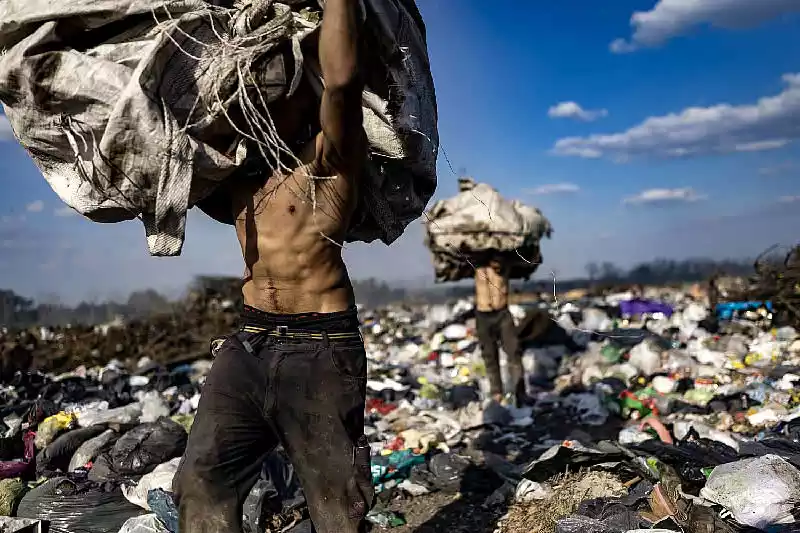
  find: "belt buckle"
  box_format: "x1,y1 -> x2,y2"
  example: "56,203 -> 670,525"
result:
276,325 -> 289,336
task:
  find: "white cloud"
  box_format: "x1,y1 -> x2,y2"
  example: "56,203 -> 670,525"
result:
525,183 -> 581,195
623,187 -> 706,205
553,73 -> 800,160
611,0 -> 800,53
26,200 -> 44,213
54,206 -> 77,217
0,114 -> 13,141
548,101 -> 608,122
779,195 -> 800,203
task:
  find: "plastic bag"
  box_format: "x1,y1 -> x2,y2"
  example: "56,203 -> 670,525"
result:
77,403 -> 142,428
34,412 -> 76,449
37,425 -> 107,474
122,458 -> 180,510
627,342 -> 661,376
119,514 -> 169,533
69,429 -> 119,471
17,477 -> 146,533
111,419 -> 187,476
0,432 -> 35,480
242,449 -> 307,533
147,489 -> 178,533
522,441 -> 627,482
139,393 -> 170,424
700,455 -> 800,530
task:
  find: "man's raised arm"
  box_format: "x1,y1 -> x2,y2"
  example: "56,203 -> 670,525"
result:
314,0 -> 365,177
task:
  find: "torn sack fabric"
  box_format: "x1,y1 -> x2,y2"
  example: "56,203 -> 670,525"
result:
0,0 -> 438,256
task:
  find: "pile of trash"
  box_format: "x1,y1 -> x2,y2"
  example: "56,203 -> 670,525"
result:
424,178 -> 553,282
3,286 -> 800,532
0,282 -> 240,380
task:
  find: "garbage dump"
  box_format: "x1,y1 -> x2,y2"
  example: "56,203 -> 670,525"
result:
4,279 -> 800,532
424,178 -> 553,282
0,0 -> 438,256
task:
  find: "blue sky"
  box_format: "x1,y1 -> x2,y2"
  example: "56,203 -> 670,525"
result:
2,0 -> 800,303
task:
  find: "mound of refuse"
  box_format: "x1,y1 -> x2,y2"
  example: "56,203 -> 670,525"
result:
1,286 -> 800,532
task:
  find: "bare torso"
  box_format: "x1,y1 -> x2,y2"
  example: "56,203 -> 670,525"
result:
231,139 -> 357,314
475,265 -> 509,312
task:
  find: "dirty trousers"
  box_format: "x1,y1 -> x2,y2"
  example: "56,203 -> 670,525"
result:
174,306 -> 373,533
475,308 -> 524,399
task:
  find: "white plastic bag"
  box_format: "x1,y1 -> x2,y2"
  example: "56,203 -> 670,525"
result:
627,342 -> 661,376
118,514 -> 168,533
700,455 -> 800,530
122,458 -> 181,510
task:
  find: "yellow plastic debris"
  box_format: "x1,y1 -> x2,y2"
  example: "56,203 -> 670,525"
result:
34,412 -> 77,449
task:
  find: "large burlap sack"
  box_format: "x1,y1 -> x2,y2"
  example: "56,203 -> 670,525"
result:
424,179 -> 552,282
0,0 -> 437,255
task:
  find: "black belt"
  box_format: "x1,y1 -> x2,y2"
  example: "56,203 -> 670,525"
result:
241,324 -> 362,340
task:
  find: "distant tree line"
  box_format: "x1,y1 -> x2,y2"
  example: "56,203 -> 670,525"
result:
0,289 -> 173,329
0,257 -> 759,328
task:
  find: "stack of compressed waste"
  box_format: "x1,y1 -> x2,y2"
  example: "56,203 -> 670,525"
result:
423,178 -> 553,282
2,283 -> 800,532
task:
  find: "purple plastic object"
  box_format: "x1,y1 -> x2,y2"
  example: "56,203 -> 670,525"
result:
0,431 -> 36,479
619,299 -> 674,318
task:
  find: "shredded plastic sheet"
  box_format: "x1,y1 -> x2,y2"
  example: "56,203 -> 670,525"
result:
119,514 -> 169,533
424,180 -> 553,282
0,0 -> 438,256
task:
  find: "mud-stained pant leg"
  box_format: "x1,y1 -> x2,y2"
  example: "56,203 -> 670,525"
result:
271,338 -> 372,533
499,310 -> 526,404
174,333 -> 279,533
476,312 -> 503,396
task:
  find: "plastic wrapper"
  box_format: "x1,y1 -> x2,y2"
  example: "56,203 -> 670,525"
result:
700,454 -> 800,530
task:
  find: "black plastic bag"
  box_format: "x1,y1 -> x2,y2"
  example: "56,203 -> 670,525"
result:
17,477 -> 145,533
111,419 -> 187,476
88,452 -> 122,483
522,441 -> 627,482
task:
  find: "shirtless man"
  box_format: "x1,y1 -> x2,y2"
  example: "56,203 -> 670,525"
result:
474,258 -> 527,406
174,1 -> 373,532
